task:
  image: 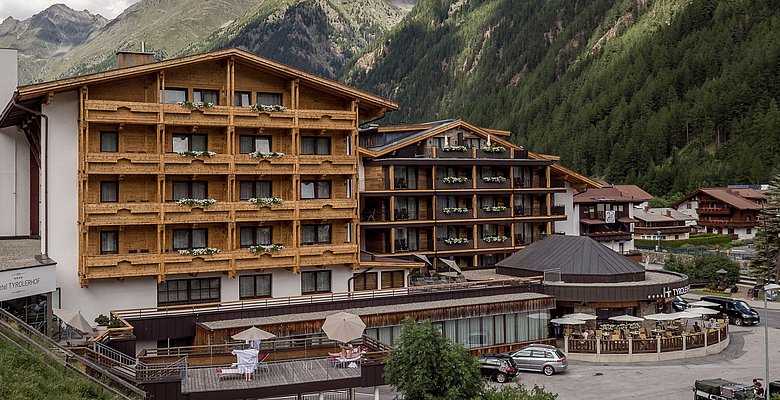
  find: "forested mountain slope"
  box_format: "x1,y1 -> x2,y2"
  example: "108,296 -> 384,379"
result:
343,0 -> 780,197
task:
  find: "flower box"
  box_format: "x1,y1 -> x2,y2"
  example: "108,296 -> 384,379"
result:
176,150 -> 216,158
482,235 -> 508,243
249,104 -> 287,112
177,101 -> 214,109
481,206 -> 507,212
249,244 -> 285,254
442,145 -> 467,152
443,207 -> 469,215
481,146 -> 507,153
249,151 -> 285,159
176,198 -> 217,207
178,247 -> 220,256
248,197 -> 284,207
482,176 -> 508,183
442,176 -> 469,184
443,237 -> 469,245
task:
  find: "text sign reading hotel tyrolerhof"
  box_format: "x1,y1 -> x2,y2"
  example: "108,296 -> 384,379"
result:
0,265 -> 56,301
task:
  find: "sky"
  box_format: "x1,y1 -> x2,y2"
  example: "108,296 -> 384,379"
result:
0,0 -> 140,20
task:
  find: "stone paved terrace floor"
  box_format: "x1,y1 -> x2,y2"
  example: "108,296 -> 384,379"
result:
182,358 -> 361,394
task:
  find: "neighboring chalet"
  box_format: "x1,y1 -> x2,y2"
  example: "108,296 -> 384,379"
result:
633,207 -> 696,240
672,188 -> 767,239
357,120 -> 600,271
569,184 -> 649,254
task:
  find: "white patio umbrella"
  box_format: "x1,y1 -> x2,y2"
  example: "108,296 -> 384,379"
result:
564,312 -> 597,321
688,300 -> 719,308
550,317 -> 586,325
670,311 -> 702,319
231,326 -> 276,342
322,312 -> 366,343
684,307 -> 720,316
54,309 -> 93,334
643,313 -> 679,322
608,315 -> 645,322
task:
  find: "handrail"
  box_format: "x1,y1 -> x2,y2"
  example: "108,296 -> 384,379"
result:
111,277 -> 543,320
90,342 -> 139,366
0,308 -> 146,399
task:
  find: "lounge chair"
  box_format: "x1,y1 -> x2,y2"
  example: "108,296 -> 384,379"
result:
216,364 -> 242,380
256,352 -> 270,373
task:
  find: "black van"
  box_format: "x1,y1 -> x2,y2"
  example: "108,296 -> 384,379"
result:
700,296 -> 760,326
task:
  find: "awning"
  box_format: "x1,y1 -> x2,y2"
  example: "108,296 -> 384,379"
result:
618,217 -> 639,223
438,258 -> 463,274
580,219 -> 604,225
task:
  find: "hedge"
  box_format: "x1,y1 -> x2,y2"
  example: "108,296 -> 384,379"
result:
635,234 -> 732,249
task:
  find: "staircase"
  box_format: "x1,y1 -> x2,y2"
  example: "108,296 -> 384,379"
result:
83,342 -> 188,383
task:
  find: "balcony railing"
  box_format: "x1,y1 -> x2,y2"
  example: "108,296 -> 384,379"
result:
437,238 -> 473,251
695,207 -> 730,215
583,231 -> 633,242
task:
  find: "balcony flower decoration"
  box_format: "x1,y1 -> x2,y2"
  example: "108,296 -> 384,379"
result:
176,150 -> 216,158
443,237 -> 469,245
483,235 -> 508,243
482,205 -> 507,212
249,104 -> 287,112
177,101 -> 214,110
443,207 -> 469,215
249,244 -> 285,254
442,145 -> 467,152
178,247 -> 220,256
442,176 -> 469,184
249,150 -> 285,159
176,198 -> 217,207
481,145 -> 507,153
248,197 -> 284,207
482,176 -> 507,183
599,323 -> 641,331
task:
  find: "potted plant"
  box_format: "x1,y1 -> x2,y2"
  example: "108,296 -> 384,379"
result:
94,314 -> 110,331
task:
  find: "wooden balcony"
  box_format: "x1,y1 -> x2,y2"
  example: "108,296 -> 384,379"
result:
298,244 -> 357,266
297,110 -> 355,130
436,239 -> 473,251
83,203 -> 160,226
234,201 -> 295,222
162,154 -> 231,174
162,104 -> 230,126
233,108 -> 295,129
699,219 -> 756,228
696,207 -> 731,215
84,100 -> 158,124
477,208 -> 511,219
86,152 -> 160,174
478,238 -> 511,249
435,180 -> 473,190
298,199 -> 356,220
435,209 -> 473,220
476,177 -> 511,189
298,155 -> 356,175
163,251 -> 232,275
84,253 -> 160,280
234,155 -> 296,175
635,225 -> 691,235
583,232 -> 633,242
162,202 -> 231,224
233,248 -> 297,271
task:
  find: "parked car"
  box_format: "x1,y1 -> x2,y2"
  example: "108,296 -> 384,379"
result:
693,378 -> 755,399
477,354 -> 518,383
673,296 -> 689,311
506,344 -> 568,376
700,296 -> 760,326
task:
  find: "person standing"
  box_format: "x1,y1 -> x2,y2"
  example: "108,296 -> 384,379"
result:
753,379 -> 765,399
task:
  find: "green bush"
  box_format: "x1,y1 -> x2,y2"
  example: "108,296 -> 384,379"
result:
663,254 -> 740,288
636,234 -> 733,249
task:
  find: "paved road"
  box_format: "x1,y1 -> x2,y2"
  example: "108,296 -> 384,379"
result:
356,308 -> 780,399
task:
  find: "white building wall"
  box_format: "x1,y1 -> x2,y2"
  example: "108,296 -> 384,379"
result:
675,199 -> 699,220
556,183 -> 579,236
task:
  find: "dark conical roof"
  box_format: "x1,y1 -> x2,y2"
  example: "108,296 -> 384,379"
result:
496,235 -> 645,283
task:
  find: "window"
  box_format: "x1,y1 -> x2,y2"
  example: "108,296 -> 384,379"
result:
172,181 -> 208,200
172,133 -> 207,152
346,178 -> 353,198
345,222 -> 353,243
301,181 -> 331,199
239,181 -> 272,200
394,197 -> 418,220
431,137 -> 445,148
239,135 -> 271,154
157,278 -> 220,306
301,224 -> 330,245
100,131 -> 118,152
381,271 -> 405,289
100,181 -> 118,202
193,89 -> 219,105
162,88 -> 187,104
256,92 -> 282,106
302,270 -> 331,294
353,272 -> 378,291
100,231 -> 118,254
465,138 -> 480,149
728,228 -> 735,235
481,224 -> 498,238
240,226 -> 272,247
686,203 -> 692,209
301,137 -> 330,155
172,228 -> 208,250
239,275 -> 272,299
746,228 -> 752,235
395,166 -> 418,190
234,91 -> 251,107
345,137 -> 353,155
395,227 -> 418,251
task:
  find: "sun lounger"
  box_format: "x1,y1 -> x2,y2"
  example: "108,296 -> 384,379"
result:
216,364 -> 242,380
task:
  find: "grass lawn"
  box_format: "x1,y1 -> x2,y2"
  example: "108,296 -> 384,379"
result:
0,334 -> 117,400
689,289 -> 733,297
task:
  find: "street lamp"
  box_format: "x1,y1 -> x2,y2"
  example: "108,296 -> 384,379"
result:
764,282 -> 780,399
656,230 -> 661,252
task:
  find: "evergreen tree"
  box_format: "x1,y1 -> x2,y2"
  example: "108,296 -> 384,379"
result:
750,174 -> 780,283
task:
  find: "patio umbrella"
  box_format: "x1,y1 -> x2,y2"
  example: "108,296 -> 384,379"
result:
411,253 -> 432,267
608,315 -> 645,322
564,313 -> 597,321
643,313 -> 679,321
231,326 -> 276,342
670,311 -> 702,319
438,258 -> 463,274
53,309 -> 93,334
550,317 -> 586,325
684,307 -> 720,316
688,300 -> 719,308
322,312 -> 366,343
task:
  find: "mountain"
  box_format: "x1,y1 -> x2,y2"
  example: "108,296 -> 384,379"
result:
343,0 -> 780,198
0,4 -> 108,84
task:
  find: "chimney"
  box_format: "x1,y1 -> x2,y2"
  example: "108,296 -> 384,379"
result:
115,42 -> 155,69
666,210 -> 672,217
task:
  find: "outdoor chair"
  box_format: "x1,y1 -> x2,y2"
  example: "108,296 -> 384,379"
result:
257,352 -> 270,373
216,365 -> 242,381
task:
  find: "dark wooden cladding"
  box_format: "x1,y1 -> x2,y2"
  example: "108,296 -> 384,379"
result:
126,283 -> 546,343
545,271 -> 688,302
195,296 -> 555,345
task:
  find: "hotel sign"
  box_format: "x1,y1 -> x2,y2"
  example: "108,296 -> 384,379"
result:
0,265 -> 56,302
647,284 -> 690,300
605,210 -> 616,223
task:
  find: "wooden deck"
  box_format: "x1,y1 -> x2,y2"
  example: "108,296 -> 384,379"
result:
182,358 -> 361,394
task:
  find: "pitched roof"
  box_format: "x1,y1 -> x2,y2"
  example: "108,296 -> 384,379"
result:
10,47 -> 398,109
634,207 -> 697,223
672,188 -> 764,210
495,235 -> 645,283
613,185 -> 653,202
573,185 -> 649,204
